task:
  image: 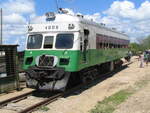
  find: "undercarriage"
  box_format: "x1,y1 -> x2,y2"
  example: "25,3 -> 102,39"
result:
25,66 -> 71,91
25,59 -> 124,91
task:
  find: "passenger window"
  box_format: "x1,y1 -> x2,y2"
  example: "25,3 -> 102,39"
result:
44,36 -> 54,49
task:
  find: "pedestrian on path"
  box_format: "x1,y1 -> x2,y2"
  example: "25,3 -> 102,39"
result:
139,53 -> 144,68
144,51 -> 149,66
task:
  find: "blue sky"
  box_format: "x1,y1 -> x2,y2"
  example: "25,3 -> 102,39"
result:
0,0 -> 150,50
35,0 -> 145,15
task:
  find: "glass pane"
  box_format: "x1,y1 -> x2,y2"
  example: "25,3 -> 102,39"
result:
27,34 -> 43,49
44,36 -> 54,48
55,34 -> 74,49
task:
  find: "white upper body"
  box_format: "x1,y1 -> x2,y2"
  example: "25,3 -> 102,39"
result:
26,13 -> 129,51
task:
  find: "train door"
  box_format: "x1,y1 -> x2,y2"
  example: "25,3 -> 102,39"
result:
80,29 -> 89,63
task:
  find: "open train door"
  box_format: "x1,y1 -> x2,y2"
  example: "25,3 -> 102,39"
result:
80,29 -> 89,63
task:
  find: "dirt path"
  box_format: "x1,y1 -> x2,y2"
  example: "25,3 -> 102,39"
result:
114,69 -> 150,113
114,83 -> 150,113
33,57 -> 150,113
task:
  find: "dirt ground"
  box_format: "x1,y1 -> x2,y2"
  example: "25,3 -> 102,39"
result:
33,57 -> 150,113
1,56 -> 150,113
114,83 -> 150,113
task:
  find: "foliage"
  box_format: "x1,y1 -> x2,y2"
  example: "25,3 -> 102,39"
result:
129,43 -> 141,55
140,35 -> 150,50
129,35 -> 150,55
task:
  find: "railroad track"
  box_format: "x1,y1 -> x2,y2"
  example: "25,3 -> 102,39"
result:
0,85 -> 83,113
0,61 -> 132,113
19,93 -> 62,113
0,91 -> 35,108
19,83 -> 88,113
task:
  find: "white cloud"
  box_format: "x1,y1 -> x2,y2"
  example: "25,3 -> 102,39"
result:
84,13 -> 101,22
4,13 -> 26,24
1,0 -> 35,15
100,1 -> 150,42
104,0 -> 150,20
30,15 -> 46,24
0,0 -> 35,50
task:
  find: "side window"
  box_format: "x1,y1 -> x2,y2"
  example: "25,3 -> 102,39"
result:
43,36 -> 54,49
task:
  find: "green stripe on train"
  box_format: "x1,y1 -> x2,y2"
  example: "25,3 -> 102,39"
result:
23,48 -> 128,72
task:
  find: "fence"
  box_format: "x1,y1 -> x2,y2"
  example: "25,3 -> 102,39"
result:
0,45 -> 20,93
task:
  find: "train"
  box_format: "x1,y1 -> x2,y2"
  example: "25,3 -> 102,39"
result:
23,10 -> 130,91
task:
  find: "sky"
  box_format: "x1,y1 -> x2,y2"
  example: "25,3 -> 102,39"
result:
0,0 -> 150,50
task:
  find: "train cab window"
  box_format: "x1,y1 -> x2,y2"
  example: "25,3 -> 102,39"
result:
43,36 -> 54,49
27,34 -> 43,49
55,34 -> 74,49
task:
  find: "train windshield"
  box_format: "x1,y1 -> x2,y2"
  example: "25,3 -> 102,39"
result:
27,34 -> 43,49
55,34 -> 74,49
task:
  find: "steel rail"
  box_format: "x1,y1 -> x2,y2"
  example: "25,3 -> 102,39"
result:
0,90 -> 35,107
19,93 -> 62,113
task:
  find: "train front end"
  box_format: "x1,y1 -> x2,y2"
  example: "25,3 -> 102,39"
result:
23,13 -> 80,91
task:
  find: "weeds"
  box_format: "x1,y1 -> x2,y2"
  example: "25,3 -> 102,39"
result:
90,90 -> 133,113
90,75 -> 150,113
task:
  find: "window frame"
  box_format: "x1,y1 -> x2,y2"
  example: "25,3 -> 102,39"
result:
43,36 -> 54,49
27,34 -> 43,49
55,33 -> 74,49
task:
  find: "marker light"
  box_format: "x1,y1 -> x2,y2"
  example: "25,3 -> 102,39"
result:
68,24 -> 75,30
28,26 -> 33,31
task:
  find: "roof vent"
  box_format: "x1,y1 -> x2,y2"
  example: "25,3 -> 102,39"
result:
45,12 -> 56,21
77,14 -> 84,18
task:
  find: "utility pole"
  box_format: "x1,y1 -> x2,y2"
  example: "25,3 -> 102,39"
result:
0,8 -> 2,45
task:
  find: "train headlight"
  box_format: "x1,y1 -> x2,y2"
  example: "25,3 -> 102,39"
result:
59,58 -> 69,65
68,24 -> 75,30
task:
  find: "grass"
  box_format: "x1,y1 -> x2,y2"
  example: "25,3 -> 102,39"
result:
39,106 -> 50,111
90,89 -> 133,113
90,75 -> 150,113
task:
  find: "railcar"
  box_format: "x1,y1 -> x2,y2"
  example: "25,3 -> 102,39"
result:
23,11 -> 130,91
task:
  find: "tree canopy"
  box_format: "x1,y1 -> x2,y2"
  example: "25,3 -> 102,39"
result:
129,35 -> 150,55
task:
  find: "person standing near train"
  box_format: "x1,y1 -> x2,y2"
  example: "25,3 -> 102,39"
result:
144,51 -> 149,66
140,53 -> 144,68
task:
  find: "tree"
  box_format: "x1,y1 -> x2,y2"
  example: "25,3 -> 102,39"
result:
129,43 -> 141,55
140,35 -> 150,50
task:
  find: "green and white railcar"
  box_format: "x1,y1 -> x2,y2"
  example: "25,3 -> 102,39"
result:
23,12 -> 129,91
